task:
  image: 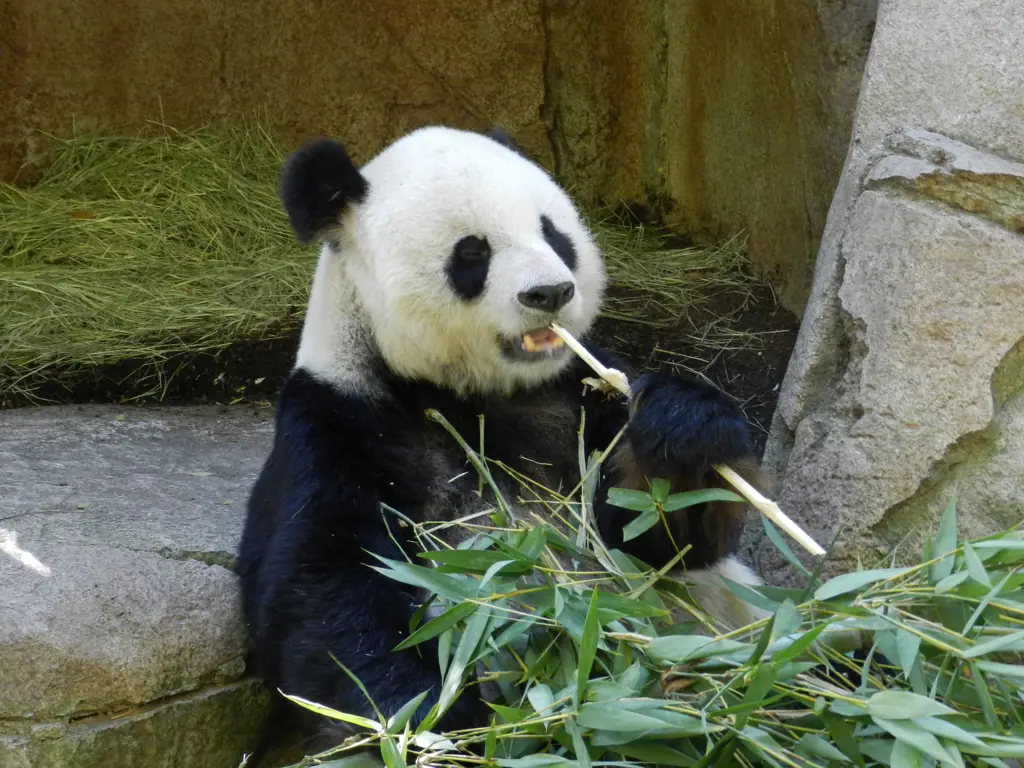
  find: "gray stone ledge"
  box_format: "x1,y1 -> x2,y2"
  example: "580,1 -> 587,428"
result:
1,405 -> 273,723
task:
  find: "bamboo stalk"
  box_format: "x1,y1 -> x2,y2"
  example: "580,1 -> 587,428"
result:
550,323 -> 826,557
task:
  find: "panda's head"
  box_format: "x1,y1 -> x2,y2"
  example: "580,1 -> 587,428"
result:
281,126 -> 606,396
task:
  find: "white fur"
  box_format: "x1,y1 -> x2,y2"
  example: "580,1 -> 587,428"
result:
673,556 -> 769,631
295,243 -> 381,393
295,126 -> 606,396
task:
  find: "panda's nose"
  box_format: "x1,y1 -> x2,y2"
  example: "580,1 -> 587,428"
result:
518,282 -> 575,313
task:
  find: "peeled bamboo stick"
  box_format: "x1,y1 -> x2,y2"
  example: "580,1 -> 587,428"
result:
550,323 -> 826,557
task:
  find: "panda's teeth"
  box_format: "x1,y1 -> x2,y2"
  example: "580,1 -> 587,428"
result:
520,333 -> 565,353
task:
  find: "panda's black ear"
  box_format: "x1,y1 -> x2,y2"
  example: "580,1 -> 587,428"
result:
482,127 -> 529,159
279,138 -> 368,245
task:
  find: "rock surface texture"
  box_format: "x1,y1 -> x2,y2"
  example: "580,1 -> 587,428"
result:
0,0 -> 877,315
0,405 -> 274,767
757,0 -> 1024,583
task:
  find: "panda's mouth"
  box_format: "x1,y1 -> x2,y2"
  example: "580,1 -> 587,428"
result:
500,328 -> 567,362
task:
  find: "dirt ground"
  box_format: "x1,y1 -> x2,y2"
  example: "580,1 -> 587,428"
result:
1,281 -> 799,457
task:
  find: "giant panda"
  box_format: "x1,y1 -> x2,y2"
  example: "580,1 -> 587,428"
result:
236,125 -> 768,762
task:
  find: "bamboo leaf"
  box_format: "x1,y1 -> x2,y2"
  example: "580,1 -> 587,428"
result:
394,601 -> 477,651
769,619 -> 834,666
814,567 -> 914,601
485,723 -> 497,760
721,576 -> 781,612
386,690 -> 429,734
661,487 -> 744,512
796,733 -> 852,763
527,683 -> 555,716
871,718 -> 958,765
419,548 -> 534,573
479,559 -> 519,589
437,604 -> 491,715
823,712 -> 866,767
964,629 -> 1024,658
891,739 -> 923,768
577,701 -> 716,736
971,538 -> 1024,551
935,570 -> 970,594
735,664 -> 776,729
437,627 -> 452,679
496,756 -> 575,767
649,477 -> 672,504
896,629 -> 923,679
866,691 -> 957,720
974,659 -> 1024,680
963,541 -> 992,587
914,716 -> 988,748
606,487 -> 657,512
608,742 -> 696,767
370,555 -> 473,602
280,692 -> 382,732
576,587 -> 601,708
761,515 -> 813,580
622,508 -> 660,541
587,590 -> 669,620
518,525 -> 548,560
565,719 -> 591,768
379,733 -> 405,768
768,599 -> 802,643
492,613 -> 539,649
930,495 -> 958,583
645,635 -> 752,664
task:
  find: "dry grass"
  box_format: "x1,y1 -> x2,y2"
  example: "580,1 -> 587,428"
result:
0,121 -> 759,401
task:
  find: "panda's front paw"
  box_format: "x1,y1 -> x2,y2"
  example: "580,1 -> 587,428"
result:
626,372 -> 752,474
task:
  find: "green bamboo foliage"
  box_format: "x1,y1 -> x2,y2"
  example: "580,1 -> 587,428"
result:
277,420 -> 1024,768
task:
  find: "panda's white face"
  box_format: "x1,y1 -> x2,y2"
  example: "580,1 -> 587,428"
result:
294,127 -> 606,396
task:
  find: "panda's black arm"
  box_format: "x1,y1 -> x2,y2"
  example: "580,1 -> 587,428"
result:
569,342 -> 761,572
237,370 -> 485,732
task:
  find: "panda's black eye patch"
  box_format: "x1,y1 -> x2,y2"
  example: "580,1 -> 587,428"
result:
446,235 -> 491,301
453,235 -> 491,262
541,215 -> 577,271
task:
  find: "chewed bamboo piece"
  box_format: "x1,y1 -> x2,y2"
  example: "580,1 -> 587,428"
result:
550,323 -> 826,557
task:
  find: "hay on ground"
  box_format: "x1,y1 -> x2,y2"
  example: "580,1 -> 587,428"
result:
0,122 -> 758,402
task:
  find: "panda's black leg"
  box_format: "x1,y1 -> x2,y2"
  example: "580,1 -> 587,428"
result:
253,505 -> 494,757
255,522 -> 490,753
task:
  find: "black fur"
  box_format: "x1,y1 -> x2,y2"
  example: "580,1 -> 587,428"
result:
279,139 -> 369,244
627,372 -> 751,475
238,345 -> 755,763
446,235 -> 492,300
593,372 -> 752,569
481,126 -> 529,158
541,215 -> 578,271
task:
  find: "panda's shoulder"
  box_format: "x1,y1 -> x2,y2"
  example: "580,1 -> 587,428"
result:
271,367 -> 417,467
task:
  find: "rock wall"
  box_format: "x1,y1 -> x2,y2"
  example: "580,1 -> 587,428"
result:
0,0 -> 552,179
659,0 -> 878,313
0,0 -> 877,314
757,0 -> 1024,583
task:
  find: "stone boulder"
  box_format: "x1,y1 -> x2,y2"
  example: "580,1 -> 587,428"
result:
757,0 -> 1024,582
0,405 -> 274,768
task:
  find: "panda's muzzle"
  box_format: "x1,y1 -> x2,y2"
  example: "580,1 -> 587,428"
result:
500,282 -> 575,361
